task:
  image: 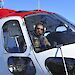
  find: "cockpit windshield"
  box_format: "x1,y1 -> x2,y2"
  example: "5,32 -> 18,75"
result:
25,13 -> 75,52
25,13 -> 63,32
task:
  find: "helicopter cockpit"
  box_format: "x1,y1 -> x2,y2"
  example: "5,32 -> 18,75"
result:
1,11 -> 75,75
25,13 -> 75,53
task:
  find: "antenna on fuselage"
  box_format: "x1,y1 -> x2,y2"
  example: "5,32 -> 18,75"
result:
0,0 -> 4,8
38,0 -> 40,10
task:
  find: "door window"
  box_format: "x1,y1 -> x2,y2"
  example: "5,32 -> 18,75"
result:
8,57 -> 36,75
2,20 -> 27,53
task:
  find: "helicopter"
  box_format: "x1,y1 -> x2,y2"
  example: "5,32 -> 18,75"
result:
0,8 -> 75,75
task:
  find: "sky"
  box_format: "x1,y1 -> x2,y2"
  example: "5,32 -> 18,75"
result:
2,0 -> 75,24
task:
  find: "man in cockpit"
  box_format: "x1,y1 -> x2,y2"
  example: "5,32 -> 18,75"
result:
31,22 -> 51,51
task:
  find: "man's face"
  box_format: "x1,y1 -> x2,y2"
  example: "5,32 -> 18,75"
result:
36,24 -> 44,36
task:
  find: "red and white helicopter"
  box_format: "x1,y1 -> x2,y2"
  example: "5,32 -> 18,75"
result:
0,8 -> 75,75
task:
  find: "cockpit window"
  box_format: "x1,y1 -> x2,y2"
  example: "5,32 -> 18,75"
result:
8,57 -> 36,75
25,14 -> 61,32
2,20 -> 27,53
25,13 -> 75,53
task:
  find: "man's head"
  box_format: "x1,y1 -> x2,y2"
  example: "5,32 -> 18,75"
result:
35,22 -> 44,36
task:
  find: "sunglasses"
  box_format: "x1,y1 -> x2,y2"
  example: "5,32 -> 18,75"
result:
37,28 -> 44,31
